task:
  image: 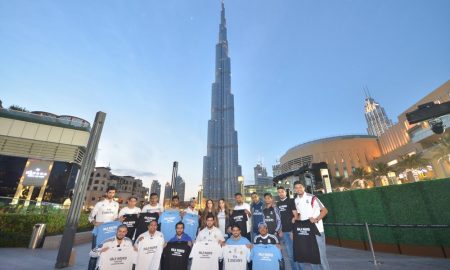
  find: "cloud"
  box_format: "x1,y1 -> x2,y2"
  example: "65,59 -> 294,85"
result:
112,168 -> 157,178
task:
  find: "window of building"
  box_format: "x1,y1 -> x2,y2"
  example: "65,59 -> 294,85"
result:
93,186 -> 98,191
94,180 -> 99,184
96,173 -> 100,177
92,197 -> 95,201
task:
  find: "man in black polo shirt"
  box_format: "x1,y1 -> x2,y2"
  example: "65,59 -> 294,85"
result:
253,222 -> 279,245
277,186 -> 298,270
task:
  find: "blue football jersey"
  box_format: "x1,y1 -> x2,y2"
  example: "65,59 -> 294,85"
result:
94,221 -> 122,247
159,210 -> 182,241
182,213 -> 199,240
250,244 -> 282,270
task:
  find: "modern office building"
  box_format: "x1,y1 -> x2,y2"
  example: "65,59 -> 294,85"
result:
0,106 -> 90,205
203,2 -> 242,200
163,182 -> 172,203
84,167 -> 149,208
150,180 -> 161,197
174,175 -> 185,202
364,94 -> 394,137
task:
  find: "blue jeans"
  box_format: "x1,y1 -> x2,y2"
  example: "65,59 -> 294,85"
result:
316,232 -> 330,270
280,232 -> 300,270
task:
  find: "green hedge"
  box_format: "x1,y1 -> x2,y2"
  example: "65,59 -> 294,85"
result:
318,178 -> 450,247
0,211 -> 93,247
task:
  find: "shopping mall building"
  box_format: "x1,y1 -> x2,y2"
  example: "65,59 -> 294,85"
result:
0,107 -> 90,206
275,80 -> 450,193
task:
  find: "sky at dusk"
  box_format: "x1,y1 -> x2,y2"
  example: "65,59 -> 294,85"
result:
1,0 -> 449,199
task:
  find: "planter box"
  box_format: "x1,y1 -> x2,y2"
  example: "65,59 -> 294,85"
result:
43,231 -> 92,249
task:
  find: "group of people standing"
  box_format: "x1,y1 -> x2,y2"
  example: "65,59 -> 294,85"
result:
87,181 -> 330,270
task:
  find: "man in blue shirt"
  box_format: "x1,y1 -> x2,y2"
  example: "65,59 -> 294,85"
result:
169,221 -> 192,246
225,225 -> 252,248
159,197 -> 182,241
250,192 -> 264,242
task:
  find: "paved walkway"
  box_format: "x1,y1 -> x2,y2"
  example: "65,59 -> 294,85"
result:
0,244 -> 448,270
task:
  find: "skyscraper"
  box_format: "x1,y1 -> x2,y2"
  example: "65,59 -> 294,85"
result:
203,2 -> 242,200
254,163 -> 273,186
150,180 -> 161,197
174,175 -> 185,202
163,182 -> 172,202
364,94 -> 393,137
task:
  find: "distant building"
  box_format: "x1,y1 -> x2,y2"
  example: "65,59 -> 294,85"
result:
254,163 -> 267,180
253,163 -> 273,186
272,164 -> 282,178
174,176 -> 185,202
163,182 -> 172,202
150,180 -> 161,198
364,94 -> 394,137
243,184 -> 279,204
84,167 -> 149,209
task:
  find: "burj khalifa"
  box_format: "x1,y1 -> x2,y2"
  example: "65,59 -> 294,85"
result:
202,1 -> 242,200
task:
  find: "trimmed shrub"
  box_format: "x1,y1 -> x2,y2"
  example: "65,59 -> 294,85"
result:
318,178 -> 450,247
0,211 -> 93,247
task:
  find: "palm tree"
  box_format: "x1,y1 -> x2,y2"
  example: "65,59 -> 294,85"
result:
9,105 -> 28,112
352,167 -> 369,180
432,133 -> 450,163
371,162 -> 391,185
431,133 -> 450,177
394,153 -> 430,182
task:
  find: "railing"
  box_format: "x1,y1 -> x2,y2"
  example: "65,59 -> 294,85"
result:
0,196 -> 66,214
0,109 -> 91,131
324,222 -> 450,267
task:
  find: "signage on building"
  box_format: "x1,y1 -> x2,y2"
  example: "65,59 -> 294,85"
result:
21,159 -> 54,187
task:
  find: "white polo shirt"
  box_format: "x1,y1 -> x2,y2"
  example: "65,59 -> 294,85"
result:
294,193 -> 325,232
118,206 -> 141,218
89,199 -> 119,223
142,203 -> 164,213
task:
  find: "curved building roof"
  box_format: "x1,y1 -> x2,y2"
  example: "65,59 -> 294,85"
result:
285,135 -> 377,155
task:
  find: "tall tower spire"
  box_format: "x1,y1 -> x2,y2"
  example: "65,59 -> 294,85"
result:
203,1 -> 242,201
364,92 -> 394,137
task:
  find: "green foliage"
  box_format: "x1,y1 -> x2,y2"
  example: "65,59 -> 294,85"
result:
0,211 -> 93,247
318,178 -> 450,247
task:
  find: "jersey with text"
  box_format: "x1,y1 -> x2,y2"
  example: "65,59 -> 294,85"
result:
159,210 -> 182,241
122,214 -> 138,240
250,244 -> 282,270
135,212 -> 160,238
161,241 -> 191,270
182,212 -> 199,240
223,244 -> 250,270
292,220 -> 321,264
97,245 -> 134,270
230,209 -> 248,235
135,231 -> 165,270
189,240 -> 222,270
94,221 -> 122,248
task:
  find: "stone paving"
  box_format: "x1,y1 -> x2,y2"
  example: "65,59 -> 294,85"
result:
0,243 -> 449,270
